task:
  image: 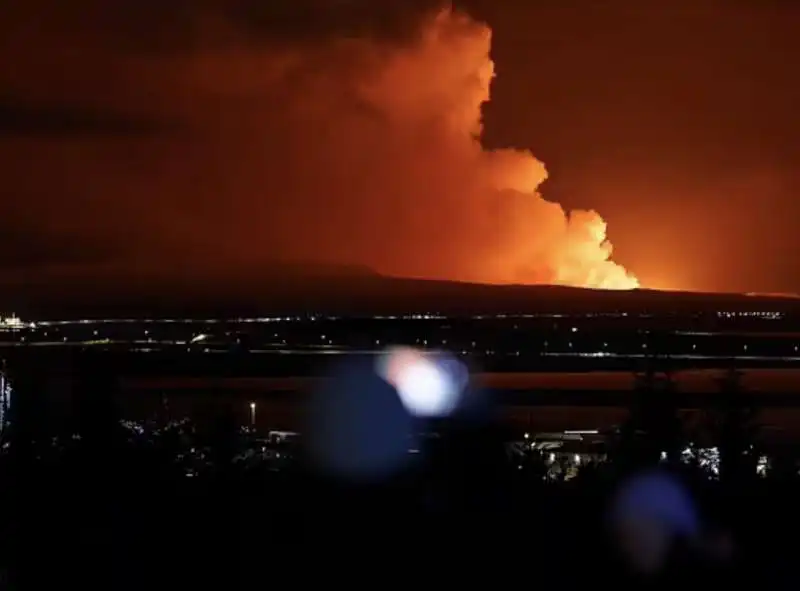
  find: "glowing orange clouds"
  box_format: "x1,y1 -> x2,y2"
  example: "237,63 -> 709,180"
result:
232,8 -> 640,289
0,6 -> 639,291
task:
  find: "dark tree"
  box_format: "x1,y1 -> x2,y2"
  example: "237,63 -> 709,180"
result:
767,445 -> 798,483
617,358 -> 684,470
711,367 -> 760,484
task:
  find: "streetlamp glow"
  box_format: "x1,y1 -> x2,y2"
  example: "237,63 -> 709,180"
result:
249,402 -> 256,427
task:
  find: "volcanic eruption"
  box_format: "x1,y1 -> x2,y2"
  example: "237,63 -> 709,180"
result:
0,4 -> 639,291
232,8 -> 640,290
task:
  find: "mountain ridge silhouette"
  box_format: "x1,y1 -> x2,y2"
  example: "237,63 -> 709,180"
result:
2,262 -> 797,319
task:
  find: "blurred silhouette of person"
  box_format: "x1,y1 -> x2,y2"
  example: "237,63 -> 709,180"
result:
303,354 -> 419,558
307,355 -> 415,483
604,469 -> 736,585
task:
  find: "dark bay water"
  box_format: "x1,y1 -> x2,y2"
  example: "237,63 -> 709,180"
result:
114,367 -> 800,437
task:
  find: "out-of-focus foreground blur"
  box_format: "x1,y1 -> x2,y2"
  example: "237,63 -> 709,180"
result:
0,344 -> 796,587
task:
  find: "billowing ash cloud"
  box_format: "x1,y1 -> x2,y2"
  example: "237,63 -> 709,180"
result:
0,5 -> 638,289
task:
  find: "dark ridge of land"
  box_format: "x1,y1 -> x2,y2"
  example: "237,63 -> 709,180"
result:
3,262 -> 799,319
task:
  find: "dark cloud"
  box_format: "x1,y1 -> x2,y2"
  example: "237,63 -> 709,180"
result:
0,228 -> 124,271
227,0 -> 447,41
0,0 -> 446,57
0,95 -> 170,138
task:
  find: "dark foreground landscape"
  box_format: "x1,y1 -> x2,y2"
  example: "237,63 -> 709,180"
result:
5,344 -> 800,587
5,289 -> 800,586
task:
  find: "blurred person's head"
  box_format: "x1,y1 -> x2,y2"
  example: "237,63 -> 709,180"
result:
306,355 -> 416,486
607,470 -> 701,577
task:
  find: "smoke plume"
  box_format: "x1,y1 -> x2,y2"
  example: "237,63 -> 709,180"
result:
0,5 -> 638,289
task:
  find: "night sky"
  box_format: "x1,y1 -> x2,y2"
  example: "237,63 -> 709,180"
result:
1,0 -> 798,304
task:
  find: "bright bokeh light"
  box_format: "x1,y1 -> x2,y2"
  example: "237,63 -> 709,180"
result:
378,347 -> 465,417
393,358 -> 457,417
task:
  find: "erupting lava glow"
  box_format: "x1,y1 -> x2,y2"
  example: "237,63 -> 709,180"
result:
345,9 -> 641,290
0,6 -> 641,291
